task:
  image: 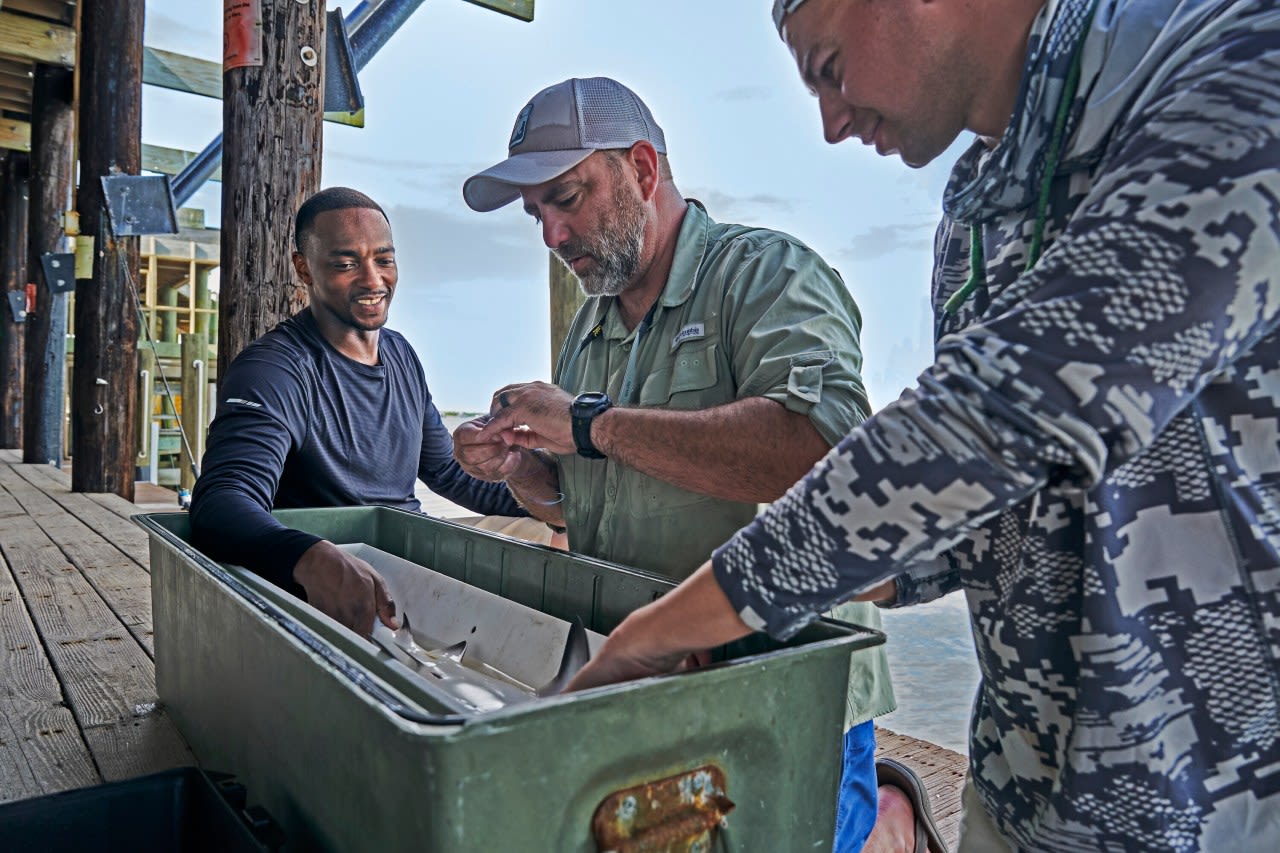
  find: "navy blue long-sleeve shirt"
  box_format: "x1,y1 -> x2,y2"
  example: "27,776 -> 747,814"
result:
190,310 -> 522,591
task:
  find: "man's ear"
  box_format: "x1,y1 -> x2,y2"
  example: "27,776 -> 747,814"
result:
292,251 -> 312,286
628,141 -> 661,201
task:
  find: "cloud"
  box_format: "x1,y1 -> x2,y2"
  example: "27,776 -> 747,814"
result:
841,222 -> 935,261
685,186 -> 795,219
384,202 -> 545,288
713,86 -> 773,102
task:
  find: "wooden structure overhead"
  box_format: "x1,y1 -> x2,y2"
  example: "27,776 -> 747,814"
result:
0,1 -> 76,154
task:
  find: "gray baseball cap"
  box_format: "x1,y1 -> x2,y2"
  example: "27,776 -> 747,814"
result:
463,77 -> 667,213
772,0 -> 809,31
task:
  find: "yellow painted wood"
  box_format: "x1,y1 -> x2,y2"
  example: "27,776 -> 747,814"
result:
141,142 -> 222,182
0,10 -> 75,67
0,117 -> 30,151
142,45 -> 220,100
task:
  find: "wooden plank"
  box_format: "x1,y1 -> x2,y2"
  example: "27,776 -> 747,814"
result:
463,0 -> 535,22
0,118 -> 30,152
876,727 -> 967,850
1,0 -> 75,24
0,94 -> 29,114
14,464 -> 153,569
0,10 -> 75,67
142,46 -> 220,100
83,710 -> 194,782
0,508 -> 192,775
142,142 -> 222,182
2,466 -> 155,654
0,547 -> 100,802
0,57 -> 34,77
141,46 -> 366,127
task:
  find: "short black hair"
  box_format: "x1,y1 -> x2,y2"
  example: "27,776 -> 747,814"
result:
294,187 -> 389,252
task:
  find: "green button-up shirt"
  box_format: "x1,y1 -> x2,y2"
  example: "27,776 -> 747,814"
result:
555,200 -> 893,725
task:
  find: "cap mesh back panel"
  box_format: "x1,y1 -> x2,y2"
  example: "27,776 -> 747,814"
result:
576,78 -> 666,151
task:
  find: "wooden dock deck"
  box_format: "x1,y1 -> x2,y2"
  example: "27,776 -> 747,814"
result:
0,451 -> 967,847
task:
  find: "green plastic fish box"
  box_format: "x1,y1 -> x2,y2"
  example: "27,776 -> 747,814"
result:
138,507 -> 884,852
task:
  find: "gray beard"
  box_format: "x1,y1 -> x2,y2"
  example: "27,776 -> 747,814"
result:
562,173 -> 646,298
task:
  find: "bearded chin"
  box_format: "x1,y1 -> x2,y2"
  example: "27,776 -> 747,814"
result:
576,228 -> 643,297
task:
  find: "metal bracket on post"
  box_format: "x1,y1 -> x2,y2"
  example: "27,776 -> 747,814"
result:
101,174 -> 179,237
324,9 -> 365,125
6,291 -> 25,323
40,252 -> 76,294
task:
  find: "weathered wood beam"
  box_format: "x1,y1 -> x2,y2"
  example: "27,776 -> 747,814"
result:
142,45 -> 358,128
1,152 -> 29,448
218,0 -> 323,377
463,0 -> 535,22
1,0 -> 76,25
142,46 -> 220,100
141,143 -> 222,182
23,63 -> 72,467
72,0 -> 140,497
549,253 -> 585,375
0,118 -> 30,152
0,11 -> 75,67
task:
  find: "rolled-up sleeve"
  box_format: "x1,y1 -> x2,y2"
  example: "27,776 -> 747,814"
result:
720,238 -> 871,445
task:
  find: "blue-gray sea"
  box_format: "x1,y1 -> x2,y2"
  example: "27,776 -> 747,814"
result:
877,593 -> 978,753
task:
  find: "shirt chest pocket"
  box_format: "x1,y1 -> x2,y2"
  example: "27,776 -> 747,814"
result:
636,342 -> 727,410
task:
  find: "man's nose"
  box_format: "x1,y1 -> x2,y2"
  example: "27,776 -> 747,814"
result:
819,91 -> 853,145
542,215 -> 571,250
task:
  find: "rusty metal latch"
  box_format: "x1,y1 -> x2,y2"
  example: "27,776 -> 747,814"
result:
592,765 -> 735,852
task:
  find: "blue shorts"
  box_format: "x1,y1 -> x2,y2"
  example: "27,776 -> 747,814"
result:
834,721 -> 877,853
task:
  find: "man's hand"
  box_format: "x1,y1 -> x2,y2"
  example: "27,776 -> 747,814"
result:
566,562 -> 753,692
292,540 -> 398,637
452,415 -> 528,482
478,382 -> 577,455
565,620 -> 692,692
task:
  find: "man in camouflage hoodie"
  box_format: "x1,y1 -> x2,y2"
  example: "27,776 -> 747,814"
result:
569,0 -> 1280,850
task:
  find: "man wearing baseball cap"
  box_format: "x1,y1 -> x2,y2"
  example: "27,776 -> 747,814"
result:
454,76 -> 897,852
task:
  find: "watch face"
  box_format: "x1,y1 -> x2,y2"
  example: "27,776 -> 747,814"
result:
573,391 -> 610,413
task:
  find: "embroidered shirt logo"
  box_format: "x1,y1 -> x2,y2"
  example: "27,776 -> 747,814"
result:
509,103 -> 533,148
670,323 -> 705,351
225,397 -> 263,409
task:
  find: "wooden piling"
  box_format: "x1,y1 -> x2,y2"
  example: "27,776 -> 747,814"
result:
72,0 -> 143,497
23,64 -> 74,467
549,253 -> 585,374
0,152 -> 29,449
217,0 -> 326,378
178,331 -> 207,492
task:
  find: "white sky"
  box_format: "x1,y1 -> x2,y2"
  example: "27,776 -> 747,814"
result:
143,0 -> 968,413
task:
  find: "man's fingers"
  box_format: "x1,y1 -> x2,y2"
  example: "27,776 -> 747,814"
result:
373,572 -> 399,630
476,408 -> 519,441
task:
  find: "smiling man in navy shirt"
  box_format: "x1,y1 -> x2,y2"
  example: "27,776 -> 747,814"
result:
191,187 -> 524,635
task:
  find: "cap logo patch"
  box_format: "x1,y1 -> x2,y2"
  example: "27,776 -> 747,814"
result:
509,103 -> 533,148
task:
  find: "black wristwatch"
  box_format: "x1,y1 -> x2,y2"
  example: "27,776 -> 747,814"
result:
571,391 -> 611,459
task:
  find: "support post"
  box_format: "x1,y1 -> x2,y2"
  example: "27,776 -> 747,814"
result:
549,253 -> 585,374
73,0 -> 143,495
160,284 -> 178,342
24,65 -> 74,466
136,346 -> 155,481
178,331 -> 208,491
0,153 -> 29,448
217,0 -> 326,379
194,265 -> 212,337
